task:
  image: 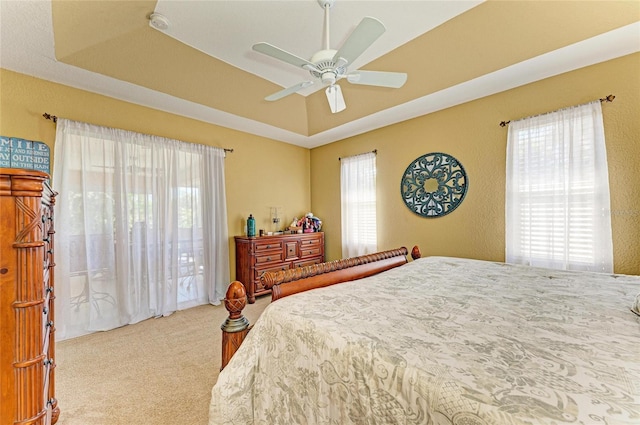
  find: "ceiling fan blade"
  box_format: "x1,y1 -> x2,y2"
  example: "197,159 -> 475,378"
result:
253,42 -> 316,69
346,70 -> 407,88
325,85 -> 346,114
265,81 -> 314,101
332,17 -> 385,66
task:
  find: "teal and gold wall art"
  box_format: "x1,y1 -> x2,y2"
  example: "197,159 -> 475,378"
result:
400,152 -> 468,218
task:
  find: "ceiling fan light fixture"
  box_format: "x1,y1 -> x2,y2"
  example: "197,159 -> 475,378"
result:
321,71 -> 336,85
149,13 -> 170,31
326,85 -> 346,114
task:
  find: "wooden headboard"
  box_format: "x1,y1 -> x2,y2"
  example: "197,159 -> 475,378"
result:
220,245 -> 421,370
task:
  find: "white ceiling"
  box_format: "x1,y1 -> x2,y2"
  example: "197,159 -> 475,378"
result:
1,1 -> 639,148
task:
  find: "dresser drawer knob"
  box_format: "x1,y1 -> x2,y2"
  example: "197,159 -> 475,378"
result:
0,268 -> 7,275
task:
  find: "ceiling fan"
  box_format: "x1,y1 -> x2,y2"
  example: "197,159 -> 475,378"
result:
252,0 -> 407,113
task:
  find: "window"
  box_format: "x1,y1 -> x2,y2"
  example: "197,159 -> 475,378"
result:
53,119 -> 229,339
505,101 -> 613,272
340,152 -> 377,257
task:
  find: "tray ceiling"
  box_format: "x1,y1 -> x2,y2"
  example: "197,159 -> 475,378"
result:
1,1 -> 638,148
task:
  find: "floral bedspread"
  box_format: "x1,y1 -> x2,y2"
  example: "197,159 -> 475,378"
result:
210,257 -> 640,425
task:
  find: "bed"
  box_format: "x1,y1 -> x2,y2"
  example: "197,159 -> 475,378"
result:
210,246 -> 640,425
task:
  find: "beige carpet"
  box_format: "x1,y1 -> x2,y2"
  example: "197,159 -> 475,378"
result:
55,296 -> 270,425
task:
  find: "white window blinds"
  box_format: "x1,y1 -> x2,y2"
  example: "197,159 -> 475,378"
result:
505,101 -> 613,272
341,152 -> 377,258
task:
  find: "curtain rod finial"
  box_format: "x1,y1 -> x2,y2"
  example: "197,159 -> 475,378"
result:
42,113 -> 57,123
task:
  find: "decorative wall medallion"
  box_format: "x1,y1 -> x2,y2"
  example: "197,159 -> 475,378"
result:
400,152 -> 468,218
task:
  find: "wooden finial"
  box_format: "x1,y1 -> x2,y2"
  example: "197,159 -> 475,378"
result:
223,281 -> 248,322
411,245 -> 422,260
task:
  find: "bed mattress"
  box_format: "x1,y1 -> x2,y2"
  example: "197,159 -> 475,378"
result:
210,256 -> 640,424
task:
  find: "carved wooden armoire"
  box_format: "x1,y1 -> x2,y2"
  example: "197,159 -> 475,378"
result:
0,168 -> 59,424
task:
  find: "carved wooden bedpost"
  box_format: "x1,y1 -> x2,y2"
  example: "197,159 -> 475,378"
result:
411,245 -> 421,260
220,281 -> 250,371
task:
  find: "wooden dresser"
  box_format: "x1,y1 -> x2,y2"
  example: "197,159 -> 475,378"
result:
0,169 -> 59,425
235,232 -> 324,303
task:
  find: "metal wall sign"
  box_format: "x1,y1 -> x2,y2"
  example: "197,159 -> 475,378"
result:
0,136 -> 51,174
400,152 -> 468,218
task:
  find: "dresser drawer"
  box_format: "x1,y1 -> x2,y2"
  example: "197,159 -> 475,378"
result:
299,246 -> 322,258
299,235 -> 322,247
255,251 -> 283,264
285,241 -> 298,260
254,240 -> 283,252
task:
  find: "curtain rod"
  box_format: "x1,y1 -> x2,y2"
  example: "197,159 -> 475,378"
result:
498,94 -> 615,127
339,149 -> 377,161
42,112 -> 234,153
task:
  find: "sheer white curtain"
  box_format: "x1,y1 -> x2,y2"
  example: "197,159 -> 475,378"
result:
506,101 -> 613,272
341,152 -> 377,258
53,119 -> 229,340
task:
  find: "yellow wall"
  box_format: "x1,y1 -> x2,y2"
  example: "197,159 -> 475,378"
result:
2,53 -> 639,278
310,53 -> 640,275
0,69 -> 311,280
